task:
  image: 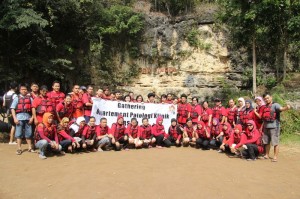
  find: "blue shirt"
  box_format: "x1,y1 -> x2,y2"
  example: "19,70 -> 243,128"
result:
10,95 -> 33,121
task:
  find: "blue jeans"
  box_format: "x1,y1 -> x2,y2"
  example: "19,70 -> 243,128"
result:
15,120 -> 32,139
60,140 -> 72,151
209,136 -> 224,148
35,140 -> 62,156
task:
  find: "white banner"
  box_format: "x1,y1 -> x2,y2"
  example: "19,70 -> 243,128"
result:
91,98 -> 177,132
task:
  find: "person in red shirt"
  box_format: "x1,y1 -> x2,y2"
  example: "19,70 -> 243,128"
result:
137,118 -> 154,148
32,85 -> 54,124
177,94 -> 191,126
218,122 -> 233,153
81,116 -> 97,152
212,98 -> 226,124
70,85 -> 84,119
151,116 -> 171,148
57,117 -> 80,153
126,118 -> 140,148
201,101 -> 212,127
253,96 -> 265,131
209,118 -> 223,149
235,120 -> 263,161
34,113 -> 62,159
109,114 -> 128,151
166,93 -> 173,104
241,100 -> 255,129
47,80 -> 65,113
226,99 -> 237,127
190,97 -> 202,125
194,121 -> 211,150
95,117 -> 111,152
182,118 -> 195,147
56,95 -> 74,122
167,118 -> 183,147
223,124 -> 243,157
129,92 -> 136,102
124,95 -> 131,102
82,85 -> 94,123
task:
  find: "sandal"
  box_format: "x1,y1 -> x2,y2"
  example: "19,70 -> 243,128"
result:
271,158 -> 278,162
16,149 -> 22,155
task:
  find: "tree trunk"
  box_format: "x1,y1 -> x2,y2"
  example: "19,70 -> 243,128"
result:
283,45 -> 287,80
252,37 -> 257,96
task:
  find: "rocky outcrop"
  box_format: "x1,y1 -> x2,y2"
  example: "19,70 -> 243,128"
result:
93,1 -> 244,100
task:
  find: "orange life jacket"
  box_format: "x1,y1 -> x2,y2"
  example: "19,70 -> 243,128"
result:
36,96 -> 54,114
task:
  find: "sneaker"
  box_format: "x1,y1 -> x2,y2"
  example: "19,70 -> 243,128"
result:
97,147 -> 103,152
246,158 -> 256,161
9,142 -> 17,145
217,150 -> 223,153
39,154 -> 47,159
156,146 -> 163,149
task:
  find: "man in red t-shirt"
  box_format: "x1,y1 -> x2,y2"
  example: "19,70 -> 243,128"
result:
82,85 -> 94,122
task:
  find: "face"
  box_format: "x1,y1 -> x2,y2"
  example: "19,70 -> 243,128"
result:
192,98 -> 197,105
73,85 -> 80,94
31,84 -> 39,92
181,97 -> 187,103
89,118 -> 95,126
87,87 -> 93,94
110,93 -> 115,99
149,96 -> 155,102
234,128 -> 240,134
97,89 -> 103,96
238,100 -> 243,107
173,99 -> 178,104
19,86 -> 28,96
137,96 -> 143,102
158,120 -> 163,125
213,120 -> 217,125
115,92 -> 122,99
245,102 -> 250,108
223,125 -> 228,131
40,89 -> 48,96
167,94 -> 172,100
62,120 -> 69,128
142,119 -> 149,126
161,97 -> 166,102
125,96 -> 131,102
264,95 -> 272,104
52,83 -> 60,92
129,92 -> 134,98
80,120 -> 86,127
131,120 -> 137,126
104,89 -> 110,95
203,102 -> 208,108
187,120 -> 192,127
215,101 -> 221,106
247,123 -> 254,130
100,119 -> 107,127
65,96 -> 72,104
255,99 -> 262,106
197,123 -> 202,129
171,121 -> 177,126
48,115 -> 54,124
229,99 -> 235,107
118,118 -> 124,125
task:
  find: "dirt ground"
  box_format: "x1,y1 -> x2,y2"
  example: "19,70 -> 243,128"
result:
0,143 -> 300,199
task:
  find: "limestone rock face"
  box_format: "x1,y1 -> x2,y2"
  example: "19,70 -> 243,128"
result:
94,1 -> 243,100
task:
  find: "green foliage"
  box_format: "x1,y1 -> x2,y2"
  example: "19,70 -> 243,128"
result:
242,67 -> 278,89
186,28 -> 212,50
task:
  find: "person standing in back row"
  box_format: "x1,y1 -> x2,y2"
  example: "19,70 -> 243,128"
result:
177,94 -> 191,126
262,93 -> 290,162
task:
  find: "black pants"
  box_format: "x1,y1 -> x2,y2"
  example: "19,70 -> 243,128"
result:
242,144 -> 259,159
60,140 -> 72,151
196,138 -> 210,149
155,134 -> 171,147
167,136 -> 181,147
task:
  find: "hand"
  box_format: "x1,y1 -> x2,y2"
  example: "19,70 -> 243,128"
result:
176,140 -> 179,144
50,142 -> 56,148
28,117 -> 34,124
55,143 -> 59,150
14,118 -> 19,125
72,142 -> 76,148
91,140 -> 94,145
34,118 -> 38,125
76,142 -> 80,148
193,126 -> 197,131
287,105 -> 291,110
82,143 -> 87,148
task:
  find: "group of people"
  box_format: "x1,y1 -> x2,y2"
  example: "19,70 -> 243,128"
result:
2,81 -> 290,161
